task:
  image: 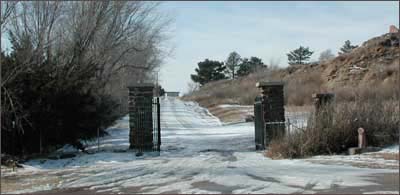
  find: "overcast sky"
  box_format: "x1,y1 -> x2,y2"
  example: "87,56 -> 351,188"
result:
158,1 -> 399,94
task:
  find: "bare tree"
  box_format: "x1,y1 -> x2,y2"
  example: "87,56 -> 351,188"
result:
225,51 -> 241,79
1,1 -> 173,131
319,49 -> 335,63
187,81 -> 200,94
268,57 -> 281,70
1,1 -> 18,32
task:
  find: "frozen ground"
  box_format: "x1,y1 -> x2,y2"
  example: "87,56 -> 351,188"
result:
1,97 -> 399,194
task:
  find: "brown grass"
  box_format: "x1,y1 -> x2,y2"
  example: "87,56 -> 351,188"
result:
266,98 -> 399,159
182,69 -> 275,107
182,67 -> 326,107
284,72 -> 325,106
207,105 -> 248,123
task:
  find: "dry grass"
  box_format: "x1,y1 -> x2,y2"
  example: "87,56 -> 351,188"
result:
284,71 -> 325,106
183,67 -> 326,107
207,106 -> 248,123
266,99 -> 399,159
184,32 -> 399,109
334,81 -> 399,103
182,69 -> 275,107
0,171 -> 61,193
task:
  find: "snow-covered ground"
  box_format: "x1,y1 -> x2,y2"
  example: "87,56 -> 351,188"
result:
218,104 -> 253,109
1,97 -> 399,194
307,145 -> 399,169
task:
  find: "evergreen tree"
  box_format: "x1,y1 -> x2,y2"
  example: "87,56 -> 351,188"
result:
339,40 -> 358,55
190,59 -> 226,86
287,46 -> 314,65
237,56 -> 266,77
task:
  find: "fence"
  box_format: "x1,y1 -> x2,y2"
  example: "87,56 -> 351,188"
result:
254,96 -> 310,149
285,111 -> 309,135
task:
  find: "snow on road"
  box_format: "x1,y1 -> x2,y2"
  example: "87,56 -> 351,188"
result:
1,97 -> 398,194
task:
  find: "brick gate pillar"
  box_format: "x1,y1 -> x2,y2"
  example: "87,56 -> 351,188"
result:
312,93 -> 335,128
128,84 -> 154,151
312,93 -> 335,113
256,81 -> 285,146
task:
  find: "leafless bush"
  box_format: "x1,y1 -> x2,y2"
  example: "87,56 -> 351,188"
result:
1,1 -> 172,155
186,81 -> 200,94
267,98 -> 399,159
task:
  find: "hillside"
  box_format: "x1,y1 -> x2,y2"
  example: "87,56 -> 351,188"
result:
183,32 -> 399,112
321,32 -> 399,88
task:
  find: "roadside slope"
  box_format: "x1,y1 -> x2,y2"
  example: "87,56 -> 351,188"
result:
182,32 -> 399,110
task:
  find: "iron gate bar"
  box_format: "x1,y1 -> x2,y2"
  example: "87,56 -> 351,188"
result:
264,122 -> 286,125
254,96 -> 265,150
157,97 -> 161,151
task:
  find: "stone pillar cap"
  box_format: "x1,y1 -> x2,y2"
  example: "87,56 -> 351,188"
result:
127,83 -> 154,88
256,81 -> 284,88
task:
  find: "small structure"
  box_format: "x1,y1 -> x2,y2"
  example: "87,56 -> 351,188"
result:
349,128 -> 367,155
256,81 -> 285,146
128,83 -> 161,152
312,93 -> 335,132
165,91 -> 180,97
349,127 -> 381,155
358,127 -> 367,148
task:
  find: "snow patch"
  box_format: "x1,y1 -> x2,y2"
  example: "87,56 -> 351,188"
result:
3,97 -> 397,194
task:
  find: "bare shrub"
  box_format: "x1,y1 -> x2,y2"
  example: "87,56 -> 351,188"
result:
265,133 -> 303,159
267,98 -> 399,159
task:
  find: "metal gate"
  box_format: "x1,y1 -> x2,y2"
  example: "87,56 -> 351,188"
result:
152,97 -> 161,152
131,96 -> 161,152
254,96 -> 265,150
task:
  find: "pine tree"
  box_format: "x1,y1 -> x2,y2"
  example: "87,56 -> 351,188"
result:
190,59 -> 226,86
339,40 -> 358,55
237,56 -> 266,76
287,46 -> 314,65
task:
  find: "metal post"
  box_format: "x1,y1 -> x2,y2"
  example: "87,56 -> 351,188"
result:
287,118 -> 291,138
97,127 -> 100,152
157,97 -> 161,151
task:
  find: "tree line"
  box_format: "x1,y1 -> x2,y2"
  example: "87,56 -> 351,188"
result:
190,40 -> 358,86
287,40 -> 358,65
1,1 -> 171,155
190,52 -> 267,86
